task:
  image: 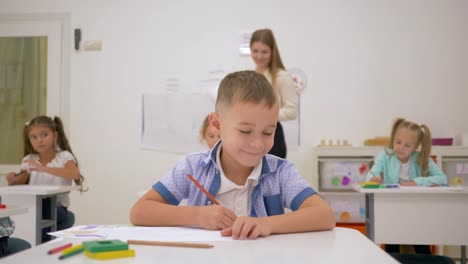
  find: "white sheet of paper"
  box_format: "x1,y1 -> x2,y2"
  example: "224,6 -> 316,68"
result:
48,225 -> 234,242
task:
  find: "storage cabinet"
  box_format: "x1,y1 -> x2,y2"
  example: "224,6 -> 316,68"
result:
312,147 -> 382,225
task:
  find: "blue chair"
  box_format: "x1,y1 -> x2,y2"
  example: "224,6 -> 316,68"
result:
0,237 -> 31,258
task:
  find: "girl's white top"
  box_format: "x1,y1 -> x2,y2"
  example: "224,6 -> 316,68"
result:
399,162 -> 411,182
21,150 -> 75,207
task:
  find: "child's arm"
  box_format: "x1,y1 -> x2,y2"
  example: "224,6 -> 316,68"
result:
412,158 -> 448,186
25,160 -> 80,180
221,194 -> 335,240
365,151 -> 385,183
130,188 -> 237,230
6,171 -> 29,185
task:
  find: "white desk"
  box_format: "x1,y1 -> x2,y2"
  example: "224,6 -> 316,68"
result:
0,185 -> 79,246
353,185 -> 468,263
0,227 -> 398,264
0,205 -> 28,218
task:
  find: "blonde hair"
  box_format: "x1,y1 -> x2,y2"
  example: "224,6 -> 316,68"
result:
388,118 -> 432,176
215,71 -> 277,113
24,115 -> 87,191
250,29 -> 285,89
199,115 -> 210,142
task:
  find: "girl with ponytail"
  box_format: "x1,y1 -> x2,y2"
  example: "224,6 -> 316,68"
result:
365,118 -> 447,254
6,116 -> 85,241
365,118 -> 446,186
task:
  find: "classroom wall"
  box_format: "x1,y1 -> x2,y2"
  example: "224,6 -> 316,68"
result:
1,0 -> 468,225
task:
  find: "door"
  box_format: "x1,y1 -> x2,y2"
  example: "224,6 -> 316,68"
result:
0,15 -> 69,184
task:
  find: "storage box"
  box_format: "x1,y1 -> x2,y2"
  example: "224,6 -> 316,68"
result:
432,138 -> 453,146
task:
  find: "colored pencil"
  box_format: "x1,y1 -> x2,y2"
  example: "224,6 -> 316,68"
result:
58,247 -> 84,260
187,174 -> 220,205
127,240 -> 214,249
47,243 -> 73,254
61,244 -> 83,255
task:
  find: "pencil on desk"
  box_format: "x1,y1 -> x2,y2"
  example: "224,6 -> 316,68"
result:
127,240 -> 214,249
187,174 -> 220,205
47,243 -> 73,254
58,245 -> 84,260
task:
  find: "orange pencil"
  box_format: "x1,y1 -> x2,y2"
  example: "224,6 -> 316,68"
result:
127,240 -> 214,249
187,174 -> 220,205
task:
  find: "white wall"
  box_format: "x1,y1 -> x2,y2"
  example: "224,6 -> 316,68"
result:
1,0 -> 468,225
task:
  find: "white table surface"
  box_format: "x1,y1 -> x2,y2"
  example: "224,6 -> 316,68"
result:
0,185 -> 80,195
352,184 -> 468,194
1,227 -> 398,264
354,184 -> 468,245
0,205 -> 28,218
1,185 -> 80,246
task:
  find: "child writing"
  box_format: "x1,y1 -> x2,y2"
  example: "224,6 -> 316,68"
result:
200,114 -> 220,149
365,118 -> 447,186
365,118 -> 447,254
5,116 -> 84,237
130,71 -> 335,240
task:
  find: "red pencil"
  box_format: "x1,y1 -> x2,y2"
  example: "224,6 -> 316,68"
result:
187,174 -> 220,205
47,243 -> 73,255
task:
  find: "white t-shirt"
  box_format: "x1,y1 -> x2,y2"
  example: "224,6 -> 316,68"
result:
21,151 -> 75,207
399,162 -> 411,183
215,145 -> 261,216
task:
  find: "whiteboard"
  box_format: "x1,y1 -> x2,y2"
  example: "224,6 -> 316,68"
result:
141,92 -> 301,154
141,92 -> 214,153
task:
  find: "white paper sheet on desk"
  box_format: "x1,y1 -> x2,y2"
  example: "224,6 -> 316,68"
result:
48,225 -> 234,242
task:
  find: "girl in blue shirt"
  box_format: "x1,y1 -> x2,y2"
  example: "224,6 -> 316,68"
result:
366,118 -> 447,254
366,118 -> 447,186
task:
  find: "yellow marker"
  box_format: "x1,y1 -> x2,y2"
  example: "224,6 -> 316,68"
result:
84,249 -> 135,260
62,244 -> 83,255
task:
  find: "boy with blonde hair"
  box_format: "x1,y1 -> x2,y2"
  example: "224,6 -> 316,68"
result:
130,71 -> 334,239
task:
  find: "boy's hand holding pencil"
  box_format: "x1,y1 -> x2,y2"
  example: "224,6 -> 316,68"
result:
196,204 -> 237,230
187,174 -> 237,230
